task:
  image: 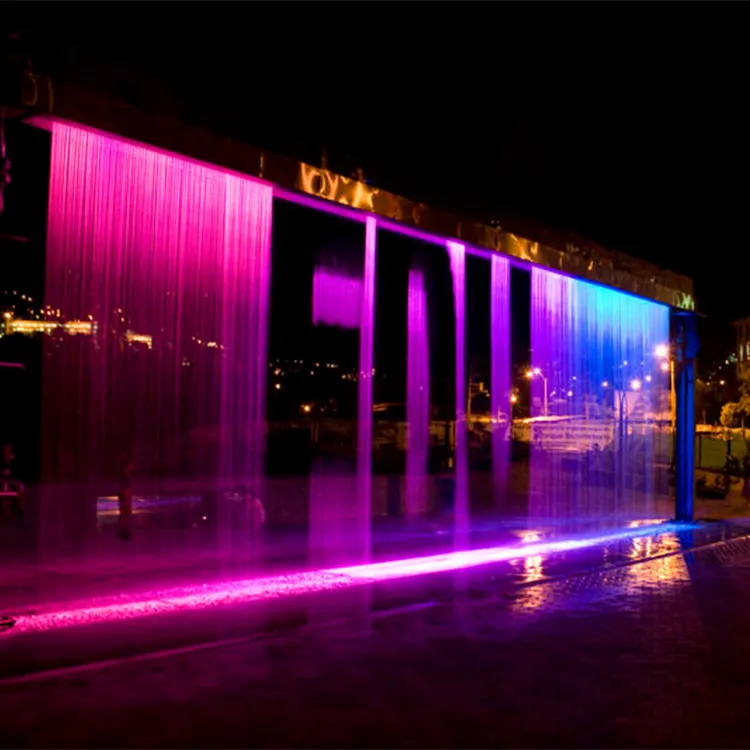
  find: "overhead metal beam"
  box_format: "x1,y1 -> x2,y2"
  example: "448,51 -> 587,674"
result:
19,73 -> 694,310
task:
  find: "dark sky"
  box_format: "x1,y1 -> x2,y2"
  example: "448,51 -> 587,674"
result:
5,5 -> 747,361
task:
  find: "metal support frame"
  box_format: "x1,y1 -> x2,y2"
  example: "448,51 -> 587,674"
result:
674,311 -> 699,522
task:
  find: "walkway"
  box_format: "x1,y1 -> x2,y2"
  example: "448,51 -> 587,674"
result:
2,521 -> 750,746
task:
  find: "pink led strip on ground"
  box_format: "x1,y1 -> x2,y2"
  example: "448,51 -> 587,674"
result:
8,524 -> 680,635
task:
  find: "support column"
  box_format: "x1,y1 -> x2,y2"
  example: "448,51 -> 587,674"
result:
674,311 -> 699,522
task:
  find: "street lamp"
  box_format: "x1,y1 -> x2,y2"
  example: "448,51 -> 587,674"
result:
526,367 -> 548,417
656,344 -> 676,431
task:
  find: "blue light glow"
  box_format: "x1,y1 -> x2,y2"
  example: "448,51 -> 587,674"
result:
530,268 -> 671,525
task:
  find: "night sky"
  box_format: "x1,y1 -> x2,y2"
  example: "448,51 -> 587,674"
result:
3,6 -> 747,364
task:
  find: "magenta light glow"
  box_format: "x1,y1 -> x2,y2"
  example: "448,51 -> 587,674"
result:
490,255 -> 511,503
447,240 -> 469,536
406,268 -> 430,517
312,267 -> 363,329
356,217 -> 377,559
9,523 -> 679,635
44,122 -> 273,490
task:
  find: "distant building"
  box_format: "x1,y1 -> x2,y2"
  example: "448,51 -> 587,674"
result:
732,317 -> 750,378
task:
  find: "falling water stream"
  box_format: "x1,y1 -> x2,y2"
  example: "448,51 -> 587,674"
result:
43,122 -> 273,552
530,268 -> 670,530
41,121 -> 674,584
406,268 -> 430,519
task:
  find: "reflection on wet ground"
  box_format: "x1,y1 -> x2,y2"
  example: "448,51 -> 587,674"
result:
0,519 -> 746,684
5,521 -> 750,747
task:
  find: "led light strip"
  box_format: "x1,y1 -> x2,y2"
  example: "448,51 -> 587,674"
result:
4,523 -> 686,635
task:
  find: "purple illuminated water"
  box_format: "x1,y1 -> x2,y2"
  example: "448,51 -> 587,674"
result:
406,268 -> 430,518
309,218 -> 376,565
44,123 -> 272,528
357,218 -> 377,559
490,255 -> 511,504
312,267 -> 362,329
39,119 -> 677,585
530,268 -> 671,529
447,241 -> 468,541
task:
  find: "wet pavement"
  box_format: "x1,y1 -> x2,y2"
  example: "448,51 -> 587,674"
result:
3,521 -> 750,746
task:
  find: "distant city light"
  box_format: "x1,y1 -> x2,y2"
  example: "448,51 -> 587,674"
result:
602,380 -> 609,388
660,362 -> 670,373
630,379 -> 642,391
645,375 -> 652,383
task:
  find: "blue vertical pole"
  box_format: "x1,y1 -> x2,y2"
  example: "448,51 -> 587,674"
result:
675,311 -> 699,522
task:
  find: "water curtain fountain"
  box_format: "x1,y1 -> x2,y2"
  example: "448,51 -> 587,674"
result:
41,118 -> 682,573
529,268 -> 670,530
44,123 -> 272,547
490,255 -> 511,506
309,218 -> 376,564
406,267 -> 430,519
447,240 -> 469,542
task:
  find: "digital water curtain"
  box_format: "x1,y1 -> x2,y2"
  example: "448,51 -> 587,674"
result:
530,268 -> 671,528
44,124 -> 272,509
42,121 -> 671,564
490,255 -> 511,503
447,240 -> 469,538
406,268 -> 430,518
309,218 -> 376,564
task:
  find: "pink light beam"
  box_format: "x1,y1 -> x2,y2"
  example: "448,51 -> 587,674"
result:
6,525 -> 681,635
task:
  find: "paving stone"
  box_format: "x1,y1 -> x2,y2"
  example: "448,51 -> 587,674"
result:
5,530 -> 750,747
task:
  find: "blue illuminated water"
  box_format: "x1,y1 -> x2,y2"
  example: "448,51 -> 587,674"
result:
530,268 -> 671,528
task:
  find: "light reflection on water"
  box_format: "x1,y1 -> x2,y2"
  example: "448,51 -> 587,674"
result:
523,555 -> 545,583
626,541 -> 692,589
509,528 -> 689,615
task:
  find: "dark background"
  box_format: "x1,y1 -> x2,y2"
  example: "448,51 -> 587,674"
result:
1,5 -> 744,363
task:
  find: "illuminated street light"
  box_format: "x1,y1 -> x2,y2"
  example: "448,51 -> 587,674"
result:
630,379 -> 642,391
655,343 -> 676,431
602,380 -> 609,388
526,368 -> 548,416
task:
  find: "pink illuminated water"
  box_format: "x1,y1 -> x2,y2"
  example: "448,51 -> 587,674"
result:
356,218 -> 377,559
309,218 -> 376,565
312,267 -> 363,329
447,241 -> 468,540
37,119 -> 680,589
44,123 -> 272,528
490,256 -> 511,504
406,268 -> 430,518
